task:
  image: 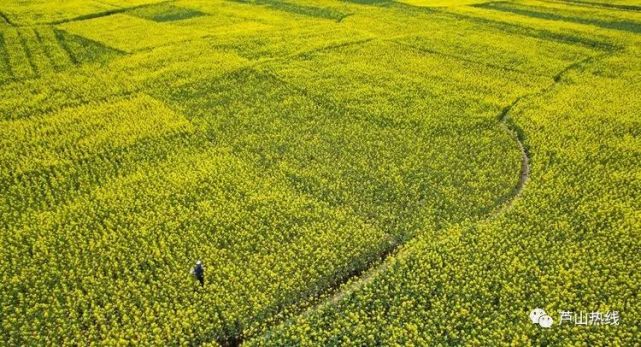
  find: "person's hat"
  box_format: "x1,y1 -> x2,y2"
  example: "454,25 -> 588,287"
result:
196,260 -> 202,265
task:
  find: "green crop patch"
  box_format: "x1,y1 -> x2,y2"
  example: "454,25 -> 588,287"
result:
0,131 -> 204,227
0,32 -> 12,80
562,0 -> 641,11
442,10 -> 618,50
58,13 -> 207,52
344,0 -> 393,5
208,26 -> 372,60
54,29 -> 124,65
230,0 -> 349,21
391,26 -> 600,78
0,11 -> 13,25
0,27 -> 122,81
128,3 -> 207,22
474,1 -> 641,34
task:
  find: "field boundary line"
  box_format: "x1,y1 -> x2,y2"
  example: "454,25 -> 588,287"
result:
53,29 -> 79,65
49,0 -> 176,25
0,11 -> 16,26
390,39 -> 549,79
0,32 -> 14,79
472,1 -> 641,34
16,29 -> 38,77
438,9 -> 620,51
541,0 -> 641,12
33,29 -> 56,71
0,11 -> 17,27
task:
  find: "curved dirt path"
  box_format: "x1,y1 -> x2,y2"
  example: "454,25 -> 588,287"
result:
245,89 -> 533,347
231,51 -> 617,347
275,52 -> 618,326
308,97 -> 532,312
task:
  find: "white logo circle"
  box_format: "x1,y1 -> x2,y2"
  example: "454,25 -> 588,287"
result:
538,314 -> 554,328
529,308 -> 546,324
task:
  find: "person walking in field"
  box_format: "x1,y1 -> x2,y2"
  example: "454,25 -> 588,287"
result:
191,260 -> 205,287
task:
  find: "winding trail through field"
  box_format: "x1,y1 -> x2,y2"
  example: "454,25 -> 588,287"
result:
297,90 -> 533,313
279,51 -> 619,324
244,72 -> 535,347
228,48 -> 618,347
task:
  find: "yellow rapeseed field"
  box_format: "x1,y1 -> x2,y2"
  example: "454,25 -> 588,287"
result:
1,0 -> 639,345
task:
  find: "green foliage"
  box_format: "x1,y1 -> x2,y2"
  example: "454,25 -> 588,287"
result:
53,29 -> 123,64
0,32 -> 12,80
128,4 -> 207,22
475,1 -> 641,34
0,26 -> 122,82
232,0 -> 349,21
344,0 -> 392,6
